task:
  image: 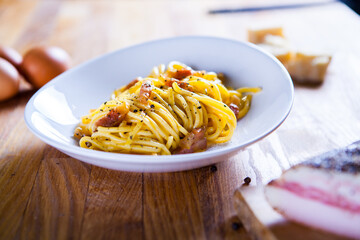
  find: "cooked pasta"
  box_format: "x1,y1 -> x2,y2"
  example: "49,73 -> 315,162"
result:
74,61 -> 261,155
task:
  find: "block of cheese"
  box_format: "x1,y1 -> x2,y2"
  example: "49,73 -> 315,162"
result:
257,35 -> 292,65
248,27 -> 284,44
257,44 -> 292,65
286,53 -> 331,84
248,27 -> 331,84
262,34 -> 289,47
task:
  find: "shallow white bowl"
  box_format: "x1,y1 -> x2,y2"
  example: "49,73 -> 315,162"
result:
24,36 -> 293,172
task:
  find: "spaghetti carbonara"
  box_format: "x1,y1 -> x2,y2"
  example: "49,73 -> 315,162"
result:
74,62 -> 260,155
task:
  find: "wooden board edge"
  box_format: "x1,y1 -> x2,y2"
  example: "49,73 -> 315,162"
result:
233,187 -> 278,240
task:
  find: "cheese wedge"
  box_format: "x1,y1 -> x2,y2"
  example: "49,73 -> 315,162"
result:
286,53 -> 331,84
257,35 -> 292,65
248,27 -> 284,44
248,27 -> 331,84
257,44 -> 292,65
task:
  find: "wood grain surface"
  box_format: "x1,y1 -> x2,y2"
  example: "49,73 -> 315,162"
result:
1,0 -> 360,239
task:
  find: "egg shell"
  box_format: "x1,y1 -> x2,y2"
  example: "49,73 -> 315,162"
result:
21,46 -> 71,89
0,58 -> 20,101
0,46 -> 22,69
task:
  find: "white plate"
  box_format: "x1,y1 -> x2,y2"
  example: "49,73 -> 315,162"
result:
24,36 -> 293,172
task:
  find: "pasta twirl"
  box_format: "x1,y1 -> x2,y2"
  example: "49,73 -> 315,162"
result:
74,62 -> 261,155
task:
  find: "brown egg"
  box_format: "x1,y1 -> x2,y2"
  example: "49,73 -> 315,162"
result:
21,46 -> 71,88
0,46 -> 22,69
0,58 -> 20,101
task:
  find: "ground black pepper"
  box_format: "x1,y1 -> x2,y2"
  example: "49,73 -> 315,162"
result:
231,222 -> 242,230
243,177 -> 251,185
210,165 -> 217,172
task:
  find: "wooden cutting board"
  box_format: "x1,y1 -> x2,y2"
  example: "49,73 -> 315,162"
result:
233,186 -> 355,240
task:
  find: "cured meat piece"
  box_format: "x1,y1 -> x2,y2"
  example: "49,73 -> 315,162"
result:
265,141 -> 360,239
139,80 -> 152,104
167,69 -> 192,80
95,103 -> 129,128
164,78 -> 193,91
174,126 -> 207,154
229,103 -> 240,119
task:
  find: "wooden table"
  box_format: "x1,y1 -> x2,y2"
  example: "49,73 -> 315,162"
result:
1,0 -> 360,239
